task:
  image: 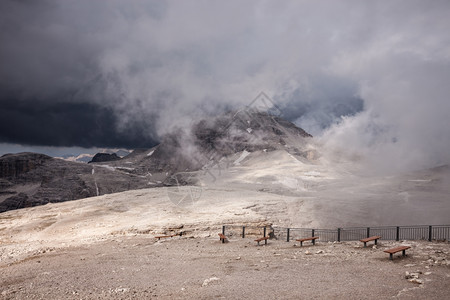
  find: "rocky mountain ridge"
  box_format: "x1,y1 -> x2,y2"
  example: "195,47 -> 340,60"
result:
0,111 -> 313,213
88,152 -> 121,163
93,111 -> 314,180
0,152 -> 149,212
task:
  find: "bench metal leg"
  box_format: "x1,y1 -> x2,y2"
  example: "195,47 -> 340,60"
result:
389,253 -> 393,260
312,239 -> 316,245
300,241 -> 303,247
265,239 -> 267,245
402,249 -> 406,256
363,242 -> 367,248
374,239 -> 378,245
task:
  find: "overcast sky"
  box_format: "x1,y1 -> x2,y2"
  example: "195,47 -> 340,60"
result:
1,0 -> 449,171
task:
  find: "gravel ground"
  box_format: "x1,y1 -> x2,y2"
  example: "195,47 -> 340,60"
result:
1,235 -> 449,299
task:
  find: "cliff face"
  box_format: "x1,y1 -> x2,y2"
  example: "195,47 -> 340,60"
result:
0,153 -> 52,179
0,153 -> 150,213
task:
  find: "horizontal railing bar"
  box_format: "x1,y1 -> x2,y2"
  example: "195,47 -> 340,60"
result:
225,225 -> 450,242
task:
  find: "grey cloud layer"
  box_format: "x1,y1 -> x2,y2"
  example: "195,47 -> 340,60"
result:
1,0 -> 449,171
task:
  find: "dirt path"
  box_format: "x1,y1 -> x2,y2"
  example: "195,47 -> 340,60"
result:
1,236 -> 449,299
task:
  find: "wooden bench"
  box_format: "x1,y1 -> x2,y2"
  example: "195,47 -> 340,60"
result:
154,233 -> 181,240
360,236 -> 382,248
255,236 -> 269,246
384,246 -> 411,260
218,233 -> 228,243
296,237 -> 319,247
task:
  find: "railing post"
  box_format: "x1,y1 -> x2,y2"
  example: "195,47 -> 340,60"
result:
367,227 -> 370,238
337,228 -> 341,242
312,229 -> 315,237
428,225 -> 432,242
222,225 -> 225,236
287,228 -> 290,242
242,226 -> 245,238
396,226 -> 400,241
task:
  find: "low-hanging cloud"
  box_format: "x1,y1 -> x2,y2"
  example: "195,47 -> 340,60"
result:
1,0 -> 449,172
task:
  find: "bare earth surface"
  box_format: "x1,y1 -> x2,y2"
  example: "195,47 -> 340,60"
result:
1,235 -> 449,299
1,148 -> 449,299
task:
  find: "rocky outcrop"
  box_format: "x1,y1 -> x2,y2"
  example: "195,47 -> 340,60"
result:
0,153 -> 150,213
0,153 -> 52,179
192,111 -> 312,156
88,153 -> 121,163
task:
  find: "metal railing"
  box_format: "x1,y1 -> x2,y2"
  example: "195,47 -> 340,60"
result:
222,224 -> 450,242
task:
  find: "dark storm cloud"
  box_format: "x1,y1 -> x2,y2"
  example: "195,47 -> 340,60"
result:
0,98 -> 158,148
0,0 -> 449,171
0,0 -> 162,148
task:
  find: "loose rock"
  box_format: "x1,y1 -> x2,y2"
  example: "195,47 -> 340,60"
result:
408,278 -> 424,284
202,277 -> 220,287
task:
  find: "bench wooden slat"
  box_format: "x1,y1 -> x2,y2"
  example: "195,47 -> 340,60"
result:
218,233 -> 228,243
360,236 -> 382,247
383,246 -> 410,254
295,236 -> 319,246
296,237 -> 319,242
384,246 -> 411,260
360,236 -> 382,243
255,236 -> 269,245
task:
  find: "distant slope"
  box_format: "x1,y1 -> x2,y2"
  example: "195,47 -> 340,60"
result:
0,152 -> 149,212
